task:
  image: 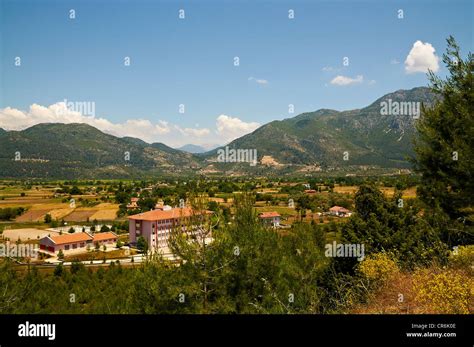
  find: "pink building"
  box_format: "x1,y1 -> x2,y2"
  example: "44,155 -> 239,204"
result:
40,232 -> 93,253
128,206 -> 210,250
39,232 -> 118,254
92,232 -> 118,246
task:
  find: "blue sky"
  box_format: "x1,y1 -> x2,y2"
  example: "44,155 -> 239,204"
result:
0,0 -> 472,147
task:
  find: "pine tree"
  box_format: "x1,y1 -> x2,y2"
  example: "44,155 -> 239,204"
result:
413,36 -> 473,234
342,184 -> 447,268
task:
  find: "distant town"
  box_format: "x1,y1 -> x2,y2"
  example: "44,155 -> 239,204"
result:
0,178 -> 362,265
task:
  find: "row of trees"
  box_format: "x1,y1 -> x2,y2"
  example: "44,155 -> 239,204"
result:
0,207 -> 25,221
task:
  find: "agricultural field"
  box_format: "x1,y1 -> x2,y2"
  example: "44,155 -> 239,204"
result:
333,185 -> 417,199
0,186 -> 118,222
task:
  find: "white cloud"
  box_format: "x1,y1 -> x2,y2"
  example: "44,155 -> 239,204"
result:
405,41 -> 440,74
0,102 -> 172,143
215,114 -> 260,142
248,76 -> 269,85
176,126 -> 210,137
155,121 -> 171,134
0,103 -> 260,147
390,59 -> 400,65
330,75 -> 364,86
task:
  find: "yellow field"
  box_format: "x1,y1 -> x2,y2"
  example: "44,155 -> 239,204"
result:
333,186 -> 358,194
254,205 -> 297,217
402,187 -> 417,199
12,203 -> 74,222
89,203 -> 119,220
257,189 -> 280,194
208,197 -> 225,203
49,208 -> 74,220
29,202 -> 68,210
6,199 -> 120,222
334,186 -> 417,199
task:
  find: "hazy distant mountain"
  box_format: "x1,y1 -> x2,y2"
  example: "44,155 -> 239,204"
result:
178,144 -> 209,153
0,87 -> 437,178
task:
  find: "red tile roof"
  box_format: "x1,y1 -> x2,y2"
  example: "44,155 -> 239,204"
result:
329,206 -> 350,213
49,232 -> 93,245
128,207 -> 210,222
259,211 -> 281,218
93,232 -> 117,242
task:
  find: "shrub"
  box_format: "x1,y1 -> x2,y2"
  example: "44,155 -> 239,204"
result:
358,253 -> 399,288
449,245 -> 474,274
44,214 -> 52,223
413,268 -> 472,314
53,263 -> 63,276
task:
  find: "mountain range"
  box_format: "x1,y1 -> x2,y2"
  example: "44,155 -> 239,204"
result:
178,144 -> 214,154
0,87 -> 436,178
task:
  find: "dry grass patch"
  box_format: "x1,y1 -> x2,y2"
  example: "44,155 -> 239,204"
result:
49,208 -> 74,220
63,210 -> 97,222
90,209 -> 119,220
334,186 -> 358,195
352,267 -> 473,314
15,209 -> 51,222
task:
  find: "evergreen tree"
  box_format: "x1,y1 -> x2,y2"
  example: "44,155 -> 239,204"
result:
342,185 -> 447,268
413,36 -> 473,244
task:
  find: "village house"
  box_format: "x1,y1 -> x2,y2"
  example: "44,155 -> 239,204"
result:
128,206 -> 211,250
329,206 -> 352,217
126,197 -> 139,210
39,232 -> 118,254
258,211 -> 281,228
304,189 -> 317,194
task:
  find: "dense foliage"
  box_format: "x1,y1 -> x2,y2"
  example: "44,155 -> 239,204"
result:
413,36 -> 474,245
